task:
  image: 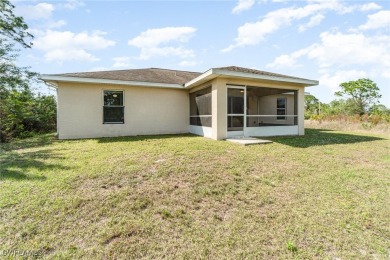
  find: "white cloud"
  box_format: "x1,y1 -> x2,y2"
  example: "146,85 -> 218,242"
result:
307,32 -> 390,68
223,0 -> 381,52
89,66 -> 110,72
298,14 -> 325,32
267,31 -> 390,70
15,3 -> 54,20
267,30 -> 390,93
47,20 -> 67,29
44,49 -> 99,62
179,60 -> 197,67
128,27 -> 196,48
139,47 -> 194,60
33,30 -> 115,62
319,70 -> 368,92
223,1 -> 335,51
381,70 -> 390,79
359,2 -> 382,11
62,0 -> 85,10
267,55 -> 299,68
112,56 -> 132,68
358,10 -> 390,31
128,27 -> 196,60
267,48 -> 311,68
232,0 -> 255,14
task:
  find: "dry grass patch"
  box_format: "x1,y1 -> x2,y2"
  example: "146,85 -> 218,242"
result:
306,119 -> 390,135
1,130 -> 389,259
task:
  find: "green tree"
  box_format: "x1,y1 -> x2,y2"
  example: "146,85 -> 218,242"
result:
335,78 -> 381,115
323,99 -> 360,116
369,104 -> 390,116
304,94 -> 321,119
369,104 -> 390,123
0,0 -> 56,142
0,0 -> 33,48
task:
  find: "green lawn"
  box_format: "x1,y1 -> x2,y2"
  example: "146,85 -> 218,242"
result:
1,129 -> 389,259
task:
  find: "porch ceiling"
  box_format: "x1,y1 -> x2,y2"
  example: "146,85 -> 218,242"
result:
247,87 -> 294,97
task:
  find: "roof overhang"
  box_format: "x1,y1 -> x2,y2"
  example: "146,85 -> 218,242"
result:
39,74 -> 184,89
40,68 -> 319,90
184,68 -> 319,89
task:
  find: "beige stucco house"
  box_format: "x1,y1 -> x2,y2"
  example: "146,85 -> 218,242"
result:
40,66 -> 318,140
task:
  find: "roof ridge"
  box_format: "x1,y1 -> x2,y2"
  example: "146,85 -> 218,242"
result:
149,67 -> 200,73
213,65 -> 310,81
59,67 -> 201,75
58,68 -> 143,75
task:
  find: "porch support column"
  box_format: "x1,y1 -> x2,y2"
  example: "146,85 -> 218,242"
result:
298,87 -> 305,135
212,78 -> 227,140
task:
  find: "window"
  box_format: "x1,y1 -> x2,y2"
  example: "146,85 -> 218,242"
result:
276,97 -> 286,120
103,90 -> 124,123
190,87 -> 211,127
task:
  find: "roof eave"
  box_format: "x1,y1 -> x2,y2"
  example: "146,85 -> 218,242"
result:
183,69 -> 217,88
184,69 -> 319,88
39,75 -> 185,89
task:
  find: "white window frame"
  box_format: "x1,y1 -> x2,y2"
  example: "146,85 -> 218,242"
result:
276,97 -> 287,121
103,89 -> 125,124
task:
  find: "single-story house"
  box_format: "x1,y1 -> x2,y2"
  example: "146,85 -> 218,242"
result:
40,66 -> 318,140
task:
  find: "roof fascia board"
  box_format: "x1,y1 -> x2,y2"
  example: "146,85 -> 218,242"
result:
184,69 -> 216,88
185,69 -> 319,88
212,69 -> 319,86
39,75 -> 184,89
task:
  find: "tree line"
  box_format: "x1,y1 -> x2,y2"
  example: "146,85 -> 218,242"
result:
305,78 -> 389,124
1,0 -> 388,142
0,0 -> 56,142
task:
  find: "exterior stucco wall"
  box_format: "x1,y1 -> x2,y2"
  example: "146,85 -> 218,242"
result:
212,78 -> 228,140
57,82 -> 189,139
55,76 -> 309,140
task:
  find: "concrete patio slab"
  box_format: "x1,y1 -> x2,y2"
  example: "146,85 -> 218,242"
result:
226,137 -> 273,146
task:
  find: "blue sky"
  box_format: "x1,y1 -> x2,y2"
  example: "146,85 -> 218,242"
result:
13,0 -> 390,104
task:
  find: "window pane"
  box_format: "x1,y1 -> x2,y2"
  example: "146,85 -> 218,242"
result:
104,107 -> 124,123
277,98 -> 286,109
104,91 -> 123,106
277,109 -> 286,115
277,110 -> 286,120
277,98 -> 286,120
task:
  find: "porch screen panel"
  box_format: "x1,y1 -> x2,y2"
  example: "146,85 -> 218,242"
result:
246,86 -> 298,126
190,87 -> 211,127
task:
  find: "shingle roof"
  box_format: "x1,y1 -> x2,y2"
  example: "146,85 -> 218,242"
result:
50,66 -> 313,85
54,68 -> 202,85
214,66 -> 310,81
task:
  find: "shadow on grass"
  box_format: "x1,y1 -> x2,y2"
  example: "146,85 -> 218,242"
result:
270,128 -> 385,148
0,148 -> 71,181
96,133 -> 197,143
0,133 -> 57,152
